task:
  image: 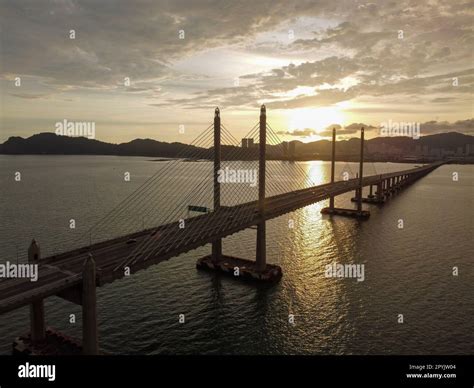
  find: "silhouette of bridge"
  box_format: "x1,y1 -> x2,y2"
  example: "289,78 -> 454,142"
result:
0,105 -> 443,354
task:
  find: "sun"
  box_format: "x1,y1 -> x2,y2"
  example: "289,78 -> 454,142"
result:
287,107 -> 346,134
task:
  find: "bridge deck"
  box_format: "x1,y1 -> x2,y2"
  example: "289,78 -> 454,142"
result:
0,163 -> 442,314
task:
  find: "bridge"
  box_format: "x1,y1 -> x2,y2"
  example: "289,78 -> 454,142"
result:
0,105 -> 443,354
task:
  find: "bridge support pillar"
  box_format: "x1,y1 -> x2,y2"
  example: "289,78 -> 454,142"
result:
28,240 -> 45,344
357,127 -> 364,213
350,129 -> 383,206
329,127 -> 336,209
354,173 -> 360,204
212,107 -> 222,263
196,105 -> 281,283
354,187 -> 361,203
256,104 -> 267,272
376,181 -> 384,201
212,241 -> 222,263
256,222 -> 266,272
82,254 -> 99,355
322,127 -> 370,218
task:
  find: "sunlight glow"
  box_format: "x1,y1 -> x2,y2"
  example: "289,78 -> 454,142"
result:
274,86 -> 316,99
287,107 -> 346,133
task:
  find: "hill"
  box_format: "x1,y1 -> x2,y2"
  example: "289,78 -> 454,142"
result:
1,132 -> 472,162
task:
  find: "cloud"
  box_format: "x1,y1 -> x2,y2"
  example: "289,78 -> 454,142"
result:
279,120 -> 474,139
293,21 -> 393,52
277,123 -> 379,138
145,0 -> 474,112
420,119 -> 474,135
0,0 -> 339,90
166,59 -> 473,111
1,0 -> 473,139
431,97 -> 457,103
9,93 -> 52,99
277,128 -> 316,137
318,123 -> 376,137
344,123 -> 377,131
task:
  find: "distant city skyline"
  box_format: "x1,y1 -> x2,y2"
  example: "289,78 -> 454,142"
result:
1,1 -> 473,144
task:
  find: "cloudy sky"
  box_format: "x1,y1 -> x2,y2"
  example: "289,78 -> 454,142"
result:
0,0 -> 473,143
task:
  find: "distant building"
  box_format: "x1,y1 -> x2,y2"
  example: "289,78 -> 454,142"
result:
282,141 -> 289,157
457,146 -> 464,156
466,144 -> 472,155
241,138 -> 254,148
289,142 -> 296,158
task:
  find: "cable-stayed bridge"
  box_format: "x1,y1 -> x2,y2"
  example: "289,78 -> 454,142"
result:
0,106 -> 443,354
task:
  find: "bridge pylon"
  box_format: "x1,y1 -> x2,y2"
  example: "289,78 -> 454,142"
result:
321,127 -> 371,218
329,127 -> 336,209
82,253 -> 99,355
28,239 -> 46,344
255,104 -> 267,272
196,106 -> 282,283
211,107 -> 222,263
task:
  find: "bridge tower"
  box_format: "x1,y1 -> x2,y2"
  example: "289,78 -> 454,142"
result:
357,127 -> 365,212
321,126 -> 370,218
196,105 -> 282,282
329,127 -> 336,209
82,253 -> 99,355
28,240 -> 45,344
212,107 -> 222,263
256,105 -> 267,272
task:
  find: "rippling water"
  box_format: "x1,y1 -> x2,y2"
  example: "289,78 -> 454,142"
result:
0,155 -> 472,355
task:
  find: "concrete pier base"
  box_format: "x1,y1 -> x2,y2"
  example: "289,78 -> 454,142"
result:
196,255 -> 282,283
350,196 -> 385,204
321,207 -> 370,219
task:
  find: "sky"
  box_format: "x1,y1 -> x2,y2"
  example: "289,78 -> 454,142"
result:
0,0 -> 473,144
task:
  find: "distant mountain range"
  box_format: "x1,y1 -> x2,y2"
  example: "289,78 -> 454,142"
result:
294,132 -> 474,159
0,133 -> 203,158
1,132 -> 473,162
